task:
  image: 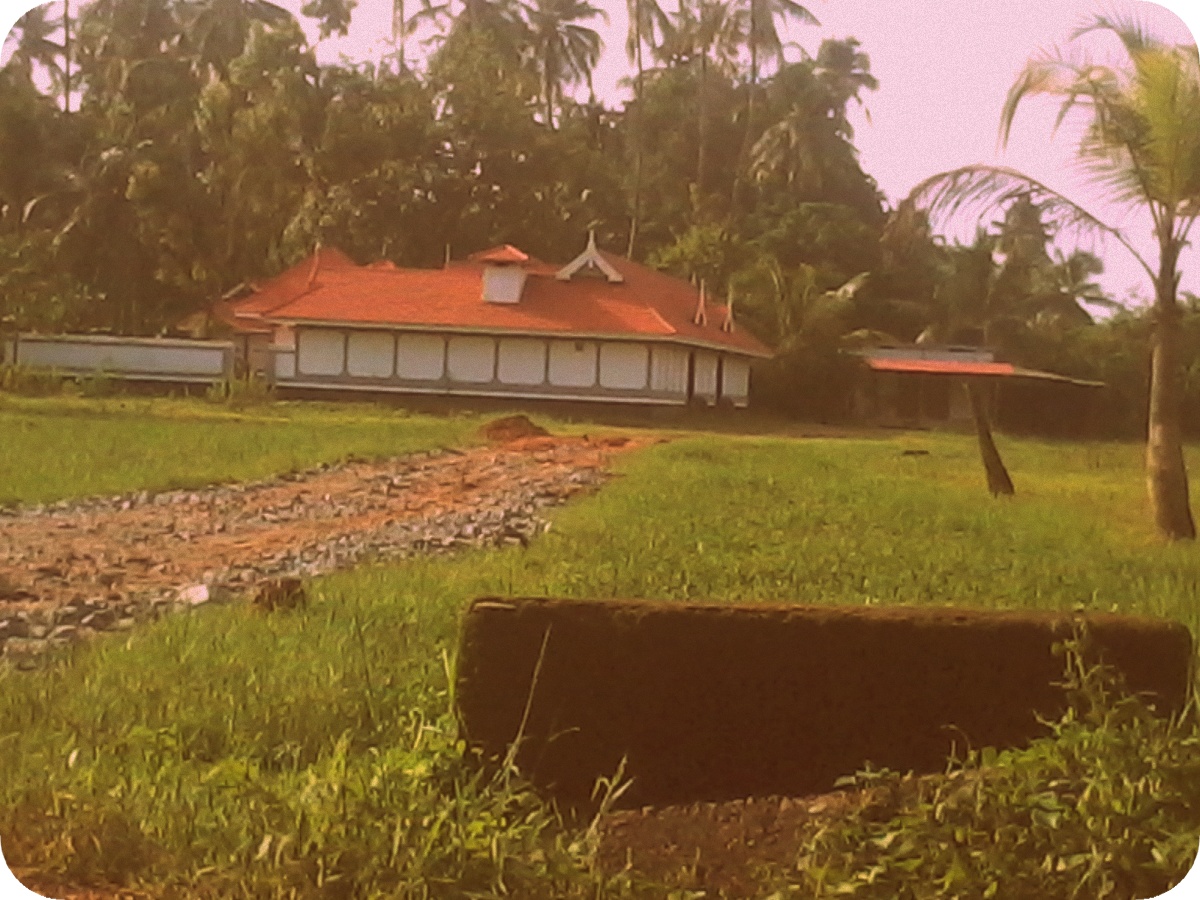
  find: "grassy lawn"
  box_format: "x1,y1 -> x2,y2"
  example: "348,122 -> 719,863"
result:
0,394 -> 484,505
1,404 -> 1198,897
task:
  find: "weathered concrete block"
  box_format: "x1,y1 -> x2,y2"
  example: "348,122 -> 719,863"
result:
455,598 -> 1193,810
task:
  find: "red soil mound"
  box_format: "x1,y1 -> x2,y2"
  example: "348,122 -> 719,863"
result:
480,415 -> 550,443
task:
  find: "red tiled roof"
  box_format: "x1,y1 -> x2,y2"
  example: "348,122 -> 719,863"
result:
211,299 -> 272,334
227,247 -> 359,326
866,358 -> 1016,377
259,246 -> 772,358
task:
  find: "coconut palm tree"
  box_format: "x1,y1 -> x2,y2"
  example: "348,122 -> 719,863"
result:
413,0 -> 527,45
3,7 -> 60,78
179,0 -> 294,79
748,77 -> 861,198
656,0 -> 742,206
905,15 -> 1200,538
729,0 -> 817,208
1043,249 -> 1114,324
738,0 -> 816,85
811,37 -> 876,138
3,4 -> 72,109
624,0 -> 666,256
525,0 -> 605,129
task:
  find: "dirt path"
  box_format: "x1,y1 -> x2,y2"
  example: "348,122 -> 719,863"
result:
0,423 -> 648,667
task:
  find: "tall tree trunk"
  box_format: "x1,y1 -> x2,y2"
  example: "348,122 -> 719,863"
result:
393,0 -> 405,70
695,51 -> 709,211
63,0 -> 71,113
730,0 -> 756,211
1146,236 -> 1195,539
544,42 -> 556,129
627,6 -> 644,258
967,379 -> 1015,497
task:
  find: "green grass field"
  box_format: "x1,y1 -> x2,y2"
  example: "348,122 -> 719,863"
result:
0,395 -> 483,505
1,397 -> 1197,897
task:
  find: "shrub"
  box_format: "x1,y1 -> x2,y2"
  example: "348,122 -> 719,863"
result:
206,373 -> 273,409
1,364 -> 66,397
774,638 -> 1200,900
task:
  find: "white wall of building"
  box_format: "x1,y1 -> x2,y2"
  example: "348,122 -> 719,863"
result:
650,345 -> 689,395
693,351 -> 719,401
447,335 -> 496,383
297,329 -> 345,376
347,331 -> 395,378
397,334 -> 445,380
482,267 -> 528,304
275,348 -> 297,379
548,340 -> 598,388
722,357 -> 750,405
599,342 -> 649,390
497,338 -> 546,385
278,326 -> 756,407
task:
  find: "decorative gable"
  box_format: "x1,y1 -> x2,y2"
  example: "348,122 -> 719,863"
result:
556,232 -> 624,284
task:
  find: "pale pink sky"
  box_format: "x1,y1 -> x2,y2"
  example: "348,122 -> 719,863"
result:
1,0 -> 1198,308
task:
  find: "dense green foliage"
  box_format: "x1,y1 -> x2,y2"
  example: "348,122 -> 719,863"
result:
5,3 -> 1200,441
1,404 -> 1198,896
0,0 -> 893,336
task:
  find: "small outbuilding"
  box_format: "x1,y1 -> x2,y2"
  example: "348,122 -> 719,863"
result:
219,238 -> 771,408
853,344 -> 1105,435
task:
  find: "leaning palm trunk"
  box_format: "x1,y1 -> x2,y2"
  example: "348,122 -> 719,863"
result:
966,379 -> 1014,496
1147,245 -> 1196,538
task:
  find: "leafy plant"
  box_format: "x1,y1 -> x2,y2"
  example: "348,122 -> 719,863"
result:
773,637 -> 1200,899
1,364 -> 66,397
205,373 -> 274,408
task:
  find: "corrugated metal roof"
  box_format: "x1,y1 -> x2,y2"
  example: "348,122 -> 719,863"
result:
865,357 -> 1104,387
866,358 -> 1016,377
1010,367 -> 1106,388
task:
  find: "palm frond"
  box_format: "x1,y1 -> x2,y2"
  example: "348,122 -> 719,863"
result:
1074,132 -> 1152,211
1071,13 -> 1165,56
999,49 -> 1124,147
1132,45 -> 1200,206
904,164 -> 1156,282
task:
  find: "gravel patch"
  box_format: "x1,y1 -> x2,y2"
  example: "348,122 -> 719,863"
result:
0,434 -> 639,670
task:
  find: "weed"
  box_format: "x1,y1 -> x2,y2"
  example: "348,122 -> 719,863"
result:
205,374 -> 273,409
773,639 -> 1200,899
1,364 -> 66,397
